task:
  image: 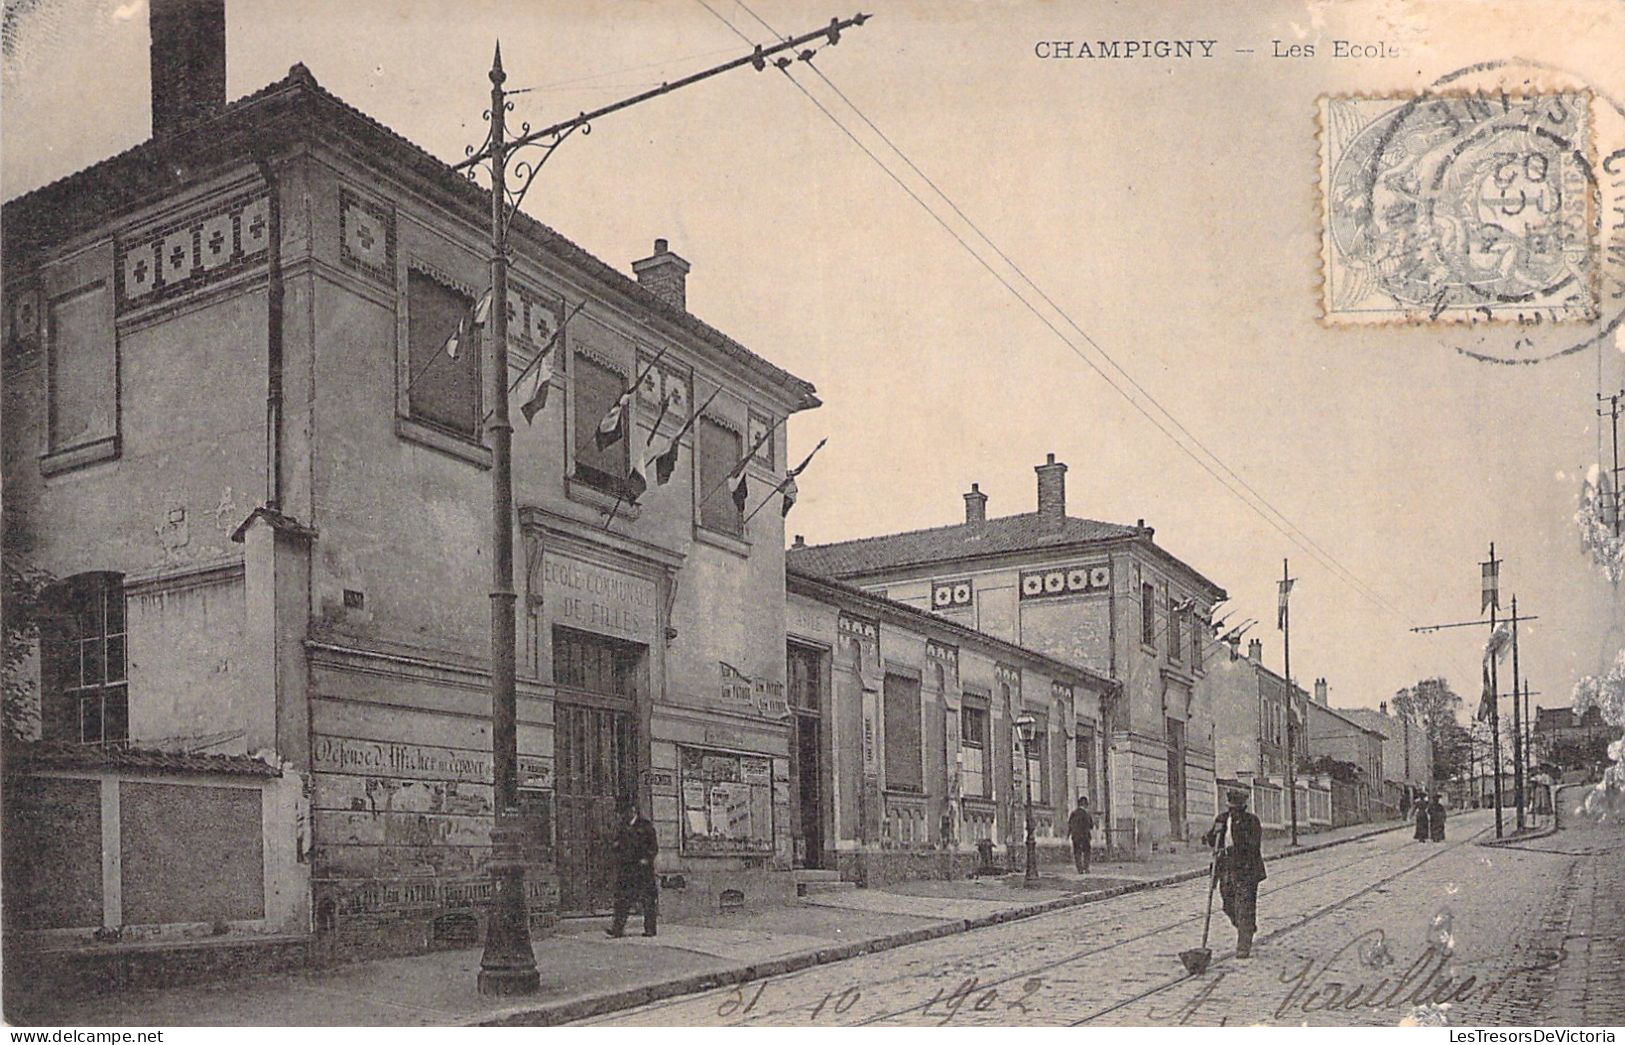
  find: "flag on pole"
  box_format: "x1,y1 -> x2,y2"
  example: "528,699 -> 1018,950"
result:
1484,621 -> 1512,663
517,347 -> 554,424
1481,560 -> 1500,613
775,437 -> 827,517
728,425 -> 776,514
625,441 -> 649,503
595,387 -> 633,451
1478,660 -> 1495,722
441,288 -> 494,360
1276,578 -> 1294,630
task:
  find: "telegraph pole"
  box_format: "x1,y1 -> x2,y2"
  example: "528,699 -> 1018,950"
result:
1281,558 -> 1299,847
1510,594 -> 1525,831
461,14 -> 872,996
1600,390 -> 1624,536
1486,544 -> 1503,839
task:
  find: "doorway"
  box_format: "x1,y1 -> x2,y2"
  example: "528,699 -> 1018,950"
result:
1166,716 -> 1187,839
795,713 -> 822,867
553,627 -> 642,915
787,642 -> 826,869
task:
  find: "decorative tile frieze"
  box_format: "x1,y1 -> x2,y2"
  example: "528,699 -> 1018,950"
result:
116,191 -> 270,311
1019,561 -> 1112,600
340,189 -> 394,281
931,578 -> 974,610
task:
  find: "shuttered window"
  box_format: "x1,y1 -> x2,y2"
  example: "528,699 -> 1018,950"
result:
883,672 -> 923,792
698,416 -> 743,535
407,270 -> 480,438
961,704 -> 988,797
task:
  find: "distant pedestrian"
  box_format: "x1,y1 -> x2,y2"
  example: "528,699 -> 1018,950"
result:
607,794 -> 658,938
1203,789 -> 1266,958
1413,799 -> 1429,842
1428,794 -> 1446,842
1067,796 -> 1095,873
1400,791 -> 1411,820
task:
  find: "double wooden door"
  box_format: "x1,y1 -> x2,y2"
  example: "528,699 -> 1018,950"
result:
555,701 -> 638,915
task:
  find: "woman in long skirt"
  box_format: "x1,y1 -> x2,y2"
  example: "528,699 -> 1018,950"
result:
1414,800 -> 1429,841
1428,795 -> 1446,842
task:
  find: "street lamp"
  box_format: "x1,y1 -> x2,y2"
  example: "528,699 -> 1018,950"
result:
1014,714 -> 1038,884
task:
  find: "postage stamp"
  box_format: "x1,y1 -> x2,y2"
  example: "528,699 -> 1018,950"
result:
1320,92 -> 1599,326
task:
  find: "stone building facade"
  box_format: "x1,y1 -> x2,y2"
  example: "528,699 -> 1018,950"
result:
786,455 -> 1227,853
784,569 -> 1115,882
4,12 -> 819,958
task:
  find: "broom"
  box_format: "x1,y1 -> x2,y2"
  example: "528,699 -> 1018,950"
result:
1178,849 -> 1220,975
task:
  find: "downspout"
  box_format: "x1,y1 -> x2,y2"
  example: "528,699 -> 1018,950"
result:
1103,550 -> 1119,854
253,152 -> 285,510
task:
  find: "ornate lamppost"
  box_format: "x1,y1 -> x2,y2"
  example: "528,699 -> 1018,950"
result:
1014,714 -> 1038,883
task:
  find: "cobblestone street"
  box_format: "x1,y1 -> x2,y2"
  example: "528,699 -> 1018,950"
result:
587,810 -> 1625,1027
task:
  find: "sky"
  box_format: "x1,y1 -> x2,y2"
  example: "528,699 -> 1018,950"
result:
4,0 -> 1623,722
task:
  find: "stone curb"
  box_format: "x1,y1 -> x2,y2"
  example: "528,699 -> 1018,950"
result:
471,819 -> 1411,1027
1476,818 -> 1559,847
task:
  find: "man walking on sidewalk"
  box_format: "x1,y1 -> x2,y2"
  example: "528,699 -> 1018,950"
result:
1067,795 -> 1095,874
1204,789 -> 1266,958
607,793 -> 659,938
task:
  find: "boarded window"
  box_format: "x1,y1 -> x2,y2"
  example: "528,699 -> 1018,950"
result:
39,571 -> 127,746
407,270 -> 480,438
1141,582 -> 1156,645
46,282 -> 116,452
572,354 -> 630,493
961,704 -> 988,798
698,416 -> 743,535
883,673 -> 923,792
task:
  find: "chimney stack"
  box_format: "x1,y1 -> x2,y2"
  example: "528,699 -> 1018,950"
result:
963,483 -> 987,525
1380,701 -> 1388,716
1314,678 -> 1328,705
150,0 -> 227,139
1035,453 -> 1067,520
1247,638 -> 1262,663
632,238 -> 691,311
791,534 -> 806,549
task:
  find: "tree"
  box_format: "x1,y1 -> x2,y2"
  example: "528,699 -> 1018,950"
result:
2,560 -> 54,741
1391,676 -> 1463,777
1433,721 -> 1473,785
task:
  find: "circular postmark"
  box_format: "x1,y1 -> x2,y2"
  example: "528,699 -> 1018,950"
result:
1323,59 -> 1625,364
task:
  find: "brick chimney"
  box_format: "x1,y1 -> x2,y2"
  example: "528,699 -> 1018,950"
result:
1380,701 -> 1388,716
1314,678 -> 1328,705
791,534 -> 806,549
1035,453 -> 1067,520
963,483 -> 987,525
632,238 -> 691,311
150,0 -> 227,139
1247,638 -> 1262,663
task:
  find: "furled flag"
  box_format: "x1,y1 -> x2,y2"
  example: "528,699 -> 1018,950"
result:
623,391 -> 675,503
774,437 -> 827,517
595,385 -> 633,451
441,288 -> 494,360
1276,577 -> 1294,630
1478,660 -> 1495,722
1481,559 -> 1500,613
1484,621 -> 1512,664
517,346 -> 554,424
729,425 -> 776,515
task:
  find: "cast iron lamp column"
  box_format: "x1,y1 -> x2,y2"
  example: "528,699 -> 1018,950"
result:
1015,714 -> 1038,884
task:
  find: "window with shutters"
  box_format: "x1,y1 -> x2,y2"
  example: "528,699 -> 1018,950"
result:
571,354 -> 630,495
39,572 -> 127,746
45,281 -> 118,461
697,416 -> 743,536
1141,582 -> 1156,646
960,703 -> 988,798
787,642 -> 823,712
883,672 -> 923,792
406,270 -> 481,439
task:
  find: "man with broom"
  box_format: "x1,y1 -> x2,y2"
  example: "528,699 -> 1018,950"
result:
1203,789 -> 1267,958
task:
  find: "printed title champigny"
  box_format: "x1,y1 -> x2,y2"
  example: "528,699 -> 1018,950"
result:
1033,39 -> 1217,59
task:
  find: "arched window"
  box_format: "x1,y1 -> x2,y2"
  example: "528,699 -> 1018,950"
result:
933,663 -> 945,694
39,571 -> 127,746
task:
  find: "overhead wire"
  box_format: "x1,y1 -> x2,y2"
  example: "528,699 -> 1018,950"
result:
697,0 -> 1415,628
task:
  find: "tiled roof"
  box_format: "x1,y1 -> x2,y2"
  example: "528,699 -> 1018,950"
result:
4,741 -> 280,778
786,511 -> 1143,577
3,64 -> 818,410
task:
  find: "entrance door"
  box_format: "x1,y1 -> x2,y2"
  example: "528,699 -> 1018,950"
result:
1166,716 -> 1187,838
553,626 -> 643,915
795,713 -> 822,868
555,701 -> 637,914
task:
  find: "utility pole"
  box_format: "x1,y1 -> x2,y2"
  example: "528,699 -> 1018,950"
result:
1510,594 -> 1525,831
1600,390 -> 1624,536
460,14 -> 872,996
1486,544 -> 1503,839
1281,558 -> 1299,847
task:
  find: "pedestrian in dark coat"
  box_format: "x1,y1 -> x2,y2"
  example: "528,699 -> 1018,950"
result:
1414,801 -> 1429,841
607,794 -> 659,938
1428,795 -> 1446,842
1203,789 -> 1266,957
1067,796 -> 1095,874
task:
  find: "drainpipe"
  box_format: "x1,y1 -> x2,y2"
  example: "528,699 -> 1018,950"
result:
253,152 -> 284,510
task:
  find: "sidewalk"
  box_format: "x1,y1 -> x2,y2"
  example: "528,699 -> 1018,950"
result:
7,817 -> 1408,1028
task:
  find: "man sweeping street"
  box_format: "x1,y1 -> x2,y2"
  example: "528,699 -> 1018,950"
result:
1203,789 -> 1267,958
1067,795 -> 1095,873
